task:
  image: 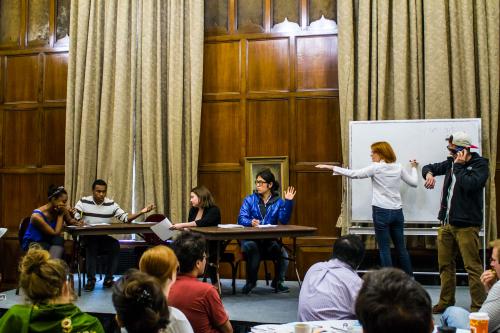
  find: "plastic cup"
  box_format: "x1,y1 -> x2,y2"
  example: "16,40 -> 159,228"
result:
469,312 -> 489,333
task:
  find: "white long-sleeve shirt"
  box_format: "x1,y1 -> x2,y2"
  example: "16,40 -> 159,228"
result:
333,162 -> 418,210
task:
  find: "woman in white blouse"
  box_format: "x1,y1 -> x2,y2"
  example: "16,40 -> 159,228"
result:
316,141 -> 418,276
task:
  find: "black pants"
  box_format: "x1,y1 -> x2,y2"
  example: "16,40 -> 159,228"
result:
83,235 -> 120,280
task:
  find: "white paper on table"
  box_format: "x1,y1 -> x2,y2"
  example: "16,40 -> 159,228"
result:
87,223 -> 111,226
217,224 -> 244,229
150,217 -> 174,241
256,224 -> 278,228
132,221 -> 156,224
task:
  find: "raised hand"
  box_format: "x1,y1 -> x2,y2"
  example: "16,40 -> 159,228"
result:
410,159 -> 418,168
454,150 -> 468,164
141,203 -> 156,214
315,164 -> 335,170
480,269 -> 497,292
283,186 -> 296,200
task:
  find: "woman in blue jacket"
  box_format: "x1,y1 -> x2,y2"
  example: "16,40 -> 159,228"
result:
238,168 -> 296,294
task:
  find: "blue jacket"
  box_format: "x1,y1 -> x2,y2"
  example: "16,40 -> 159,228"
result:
238,192 -> 294,226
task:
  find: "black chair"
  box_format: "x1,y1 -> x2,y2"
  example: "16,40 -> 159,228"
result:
15,217 -> 31,295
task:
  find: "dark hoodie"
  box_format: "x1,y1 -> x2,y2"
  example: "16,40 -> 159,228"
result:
422,152 -> 489,227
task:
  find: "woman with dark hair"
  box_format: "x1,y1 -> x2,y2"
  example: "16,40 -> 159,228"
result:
112,269 -> 170,333
170,185 -> 222,286
22,185 -> 80,258
237,168 -> 297,294
316,141 -> 418,276
0,245 -> 104,333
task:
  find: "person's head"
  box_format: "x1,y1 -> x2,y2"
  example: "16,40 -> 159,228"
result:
171,231 -> 207,276
19,244 -> 73,304
332,235 -> 365,270
446,131 -> 477,157
139,245 -> 179,297
92,179 -> 107,204
490,239 -> 500,278
190,185 -> 216,208
370,142 -> 396,163
112,269 -> 169,333
355,268 -> 433,333
47,185 -> 68,212
255,168 -> 279,195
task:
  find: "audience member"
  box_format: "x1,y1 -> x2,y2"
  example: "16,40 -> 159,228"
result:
112,269 -> 169,333
170,185 -> 222,285
355,268 -> 433,333
441,239 -> 500,332
169,232 -> 232,333
22,185 -> 80,259
238,168 -> 296,294
139,245 -> 194,333
74,179 -> 155,291
298,235 -> 365,321
0,245 -> 104,333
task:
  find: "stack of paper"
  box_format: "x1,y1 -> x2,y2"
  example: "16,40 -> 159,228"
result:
217,224 -> 244,229
150,217 -> 175,240
257,224 -> 278,228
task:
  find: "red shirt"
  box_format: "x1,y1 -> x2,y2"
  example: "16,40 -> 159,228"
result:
169,275 -> 229,333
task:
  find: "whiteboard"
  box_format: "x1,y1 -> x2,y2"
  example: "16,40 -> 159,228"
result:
349,119 -> 481,223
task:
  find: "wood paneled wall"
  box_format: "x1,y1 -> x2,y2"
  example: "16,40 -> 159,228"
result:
201,0 -> 341,278
0,0 -> 69,289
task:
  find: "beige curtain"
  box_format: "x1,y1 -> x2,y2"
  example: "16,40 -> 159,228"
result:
65,0 -> 203,221
338,0 -> 499,241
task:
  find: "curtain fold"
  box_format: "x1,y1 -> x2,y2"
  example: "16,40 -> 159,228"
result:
65,0 -> 204,222
338,0 -> 499,240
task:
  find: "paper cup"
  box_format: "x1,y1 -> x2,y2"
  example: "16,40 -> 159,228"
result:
294,323 -> 312,333
469,312 -> 489,333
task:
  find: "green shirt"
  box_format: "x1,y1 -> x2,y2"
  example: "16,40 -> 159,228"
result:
0,303 -> 104,333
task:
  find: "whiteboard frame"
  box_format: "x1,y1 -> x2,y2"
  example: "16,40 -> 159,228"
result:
348,118 -> 482,225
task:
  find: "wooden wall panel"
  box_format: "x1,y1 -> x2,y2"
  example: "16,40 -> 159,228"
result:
4,55 -> 39,103
247,39 -> 290,92
295,172 -> 341,236
203,42 -> 240,94
247,99 -> 289,156
200,102 -> 241,164
296,98 -> 340,162
44,53 -> 68,101
2,109 -> 39,167
42,174 -> 65,195
198,171 -> 242,224
296,36 -> 338,90
42,108 -> 65,165
1,174 -> 39,229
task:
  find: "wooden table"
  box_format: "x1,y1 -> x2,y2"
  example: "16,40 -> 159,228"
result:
65,222 -> 157,295
189,225 -> 317,293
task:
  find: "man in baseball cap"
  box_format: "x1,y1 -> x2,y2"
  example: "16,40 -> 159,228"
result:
422,131 -> 489,314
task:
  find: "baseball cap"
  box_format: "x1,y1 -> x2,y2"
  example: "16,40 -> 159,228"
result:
446,131 -> 478,148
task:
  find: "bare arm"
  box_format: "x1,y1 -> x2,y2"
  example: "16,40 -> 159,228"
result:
127,203 -> 156,222
170,221 -> 197,230
217,320 -> 233,333
31,214 -> 63,236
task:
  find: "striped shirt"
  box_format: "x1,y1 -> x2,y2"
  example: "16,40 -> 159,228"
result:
74,196 -> 128,224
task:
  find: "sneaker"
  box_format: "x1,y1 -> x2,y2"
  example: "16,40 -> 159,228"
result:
84,279 -> 96,292
103,278 -> 114,288
432,304 -> 449,314
242,282 -> 256,294
271,280 -> 290,293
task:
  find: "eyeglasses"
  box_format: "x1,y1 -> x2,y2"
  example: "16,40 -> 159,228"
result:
255,180 -> 267,186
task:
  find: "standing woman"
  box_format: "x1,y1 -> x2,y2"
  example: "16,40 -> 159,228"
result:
170,186 -> 221,285
22,185 -> 79,258
238,168 -> 296,294
316,141 -> 418,276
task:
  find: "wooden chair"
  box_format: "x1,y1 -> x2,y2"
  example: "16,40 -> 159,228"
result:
15,217 -> 31,295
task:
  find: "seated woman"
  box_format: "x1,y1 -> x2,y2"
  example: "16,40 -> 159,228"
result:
170,185 -> 222,285
237,168 -> 297,294
0,245 -> 104,333
112,269 -> 172,333
22,185 -> 80,259
139,246 -> 194,333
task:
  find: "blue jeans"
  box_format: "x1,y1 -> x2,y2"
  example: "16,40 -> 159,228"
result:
372,206 -> 413,276
241,239 -> 288,284
441,306 -> 470,330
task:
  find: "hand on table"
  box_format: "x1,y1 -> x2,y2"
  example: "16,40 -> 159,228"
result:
251,219 -> 260,227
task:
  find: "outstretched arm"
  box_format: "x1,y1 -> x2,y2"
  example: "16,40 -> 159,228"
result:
126,203 -> 156,223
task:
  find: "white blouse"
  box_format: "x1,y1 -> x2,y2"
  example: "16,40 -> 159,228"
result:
333,162 -> 418,210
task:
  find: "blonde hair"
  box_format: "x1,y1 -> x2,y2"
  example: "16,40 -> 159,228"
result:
19,244 -> 68,303
139,246 -> 179,285
371,141 -> 397,163
490,239 -> 500,252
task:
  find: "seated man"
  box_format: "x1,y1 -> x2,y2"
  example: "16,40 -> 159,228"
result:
237,168 -> 296,294
74,179 -> 155,291
441,239 -> 500,332
356,268 -> 434,333
169,232 -> 232,333
298,235 -> 365,321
